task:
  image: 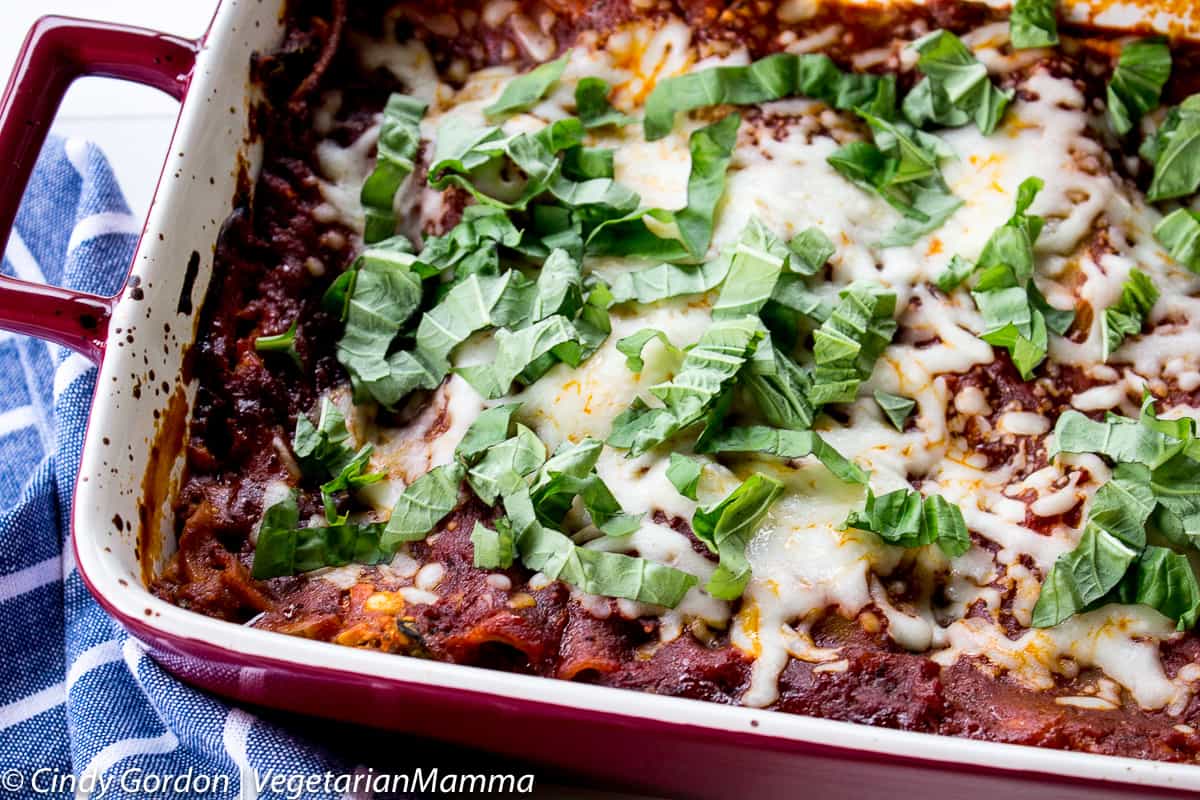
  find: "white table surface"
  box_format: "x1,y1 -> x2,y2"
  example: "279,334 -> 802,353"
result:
0,3 -> 656,796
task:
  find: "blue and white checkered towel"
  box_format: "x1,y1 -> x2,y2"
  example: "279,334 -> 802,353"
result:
0,138 -> 515,800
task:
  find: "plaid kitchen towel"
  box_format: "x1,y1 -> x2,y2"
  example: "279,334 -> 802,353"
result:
0,138 -> 547,800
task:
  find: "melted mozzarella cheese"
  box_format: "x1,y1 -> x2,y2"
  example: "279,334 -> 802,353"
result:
307,15 -> 1200,714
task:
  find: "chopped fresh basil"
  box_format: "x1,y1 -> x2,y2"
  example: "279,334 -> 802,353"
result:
455,403 -> 522,464
254,320 -> 300,367
787,227 -> 836,275
843,488 -> 970,557
1102,269 -> 1158,360
587,113 -> 740,261
1009,0 -> 1059,49
807,282 -> 898,406
334,240 -> 431,406
616,329 -> 680,372
1155,209 -> 1200,271
376,462 -> 465,549
251,491 -> 388,579
691,473 -> 784,599
696,425 -> 867,484
1106,38 -> 1171,137
1036,399 -> 1200,630
483,52 -> 570,120
742,348 -> 816,431
1125,546 -> 1200,629
319,444 -> 384,523
575,77 -> 633,129
1031,524 -> 1140,627
965,178 -> 1073,378
529,438 -> 639,534
1049,397 -> 1192,469
1144,95 -> 1200,202
608,315 -> 764,456
828,118 -> 961,247
471,519 -> 515,569
504,488 -> 697,606
873,390 -> 916,431
609,256 -> 730,305
712,218 -> 790,319
361,94 -> 427,243
935,254 -> 976,293
456,316 -> 581,399
414,271 -> 531,377
561,146 -> 615,181
666,454 -> 703,500
466,424 -> 547,504
643,52 -> 884,141
293,397 -> 352,472
902,30 -> 1012,135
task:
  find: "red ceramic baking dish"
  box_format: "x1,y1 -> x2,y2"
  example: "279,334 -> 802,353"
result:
3,1 -> 1200,797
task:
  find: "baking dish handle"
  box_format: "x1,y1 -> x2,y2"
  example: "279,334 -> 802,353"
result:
0,16 -> 199,364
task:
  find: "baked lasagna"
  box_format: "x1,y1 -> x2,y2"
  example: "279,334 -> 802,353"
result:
153,0 -> 1200,761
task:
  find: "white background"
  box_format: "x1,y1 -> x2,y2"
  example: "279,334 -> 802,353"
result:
0,3 -> 652,796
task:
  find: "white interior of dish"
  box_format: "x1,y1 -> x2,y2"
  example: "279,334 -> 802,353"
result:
70,0 -> 1200,791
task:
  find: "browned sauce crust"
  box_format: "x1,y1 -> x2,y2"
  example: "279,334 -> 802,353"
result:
150,0 -> 1200,762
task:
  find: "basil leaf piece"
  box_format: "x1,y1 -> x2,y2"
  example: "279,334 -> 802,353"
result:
713,217 -> 790,319
696,426 -> 867,484
666,454 -> 703,500
362,94 -> 427,243
1049,401 -> 1190,469
843,489 -> 971,556
742,348 -> 816,431
429,117 -> 585,211
827,121 -> 961,247
874,390 -> 916,431
616,329 -> 680,372
293,398 -> 354,474
380,463 -> 465,548
1144,95 -> 1200,202
808,282 -> 898,406
251,492 -> 389,579
643,52 -> 883,141
1128,546 -> 1200,630
417,204 -> 523,279
609,255 -> 730,304
608,316 -> 764,456
504,488 -> 697,606
1009,0 -> 1059,49
471,519 -> 515,569
254,320 -> 300,367
414,271 -> 532,376
788,227 -> 835,275
575,77 -> 633,129
335,243 -> 428,406
466,424 -> 547,505
455,403 -> 522,464
691,473 -> 784,600
588,114 -> 740,261
1150,454 -> 1200,549
1102,269 -> 1158,360
319,444 -> 385,523
936,254 -> 976,293
456,316 -> 581,399
902,30 -> 1013,135
978,176 -> 1045,282
528,438 -> 638,533
1106,38 -> 1171,137
1031,525 -> 1140,627
483,52 -> 570,120
923,494 -> 971,557
561,146 -> 615,181
1154,209 -> 1200,271
843,488 -> 929,548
